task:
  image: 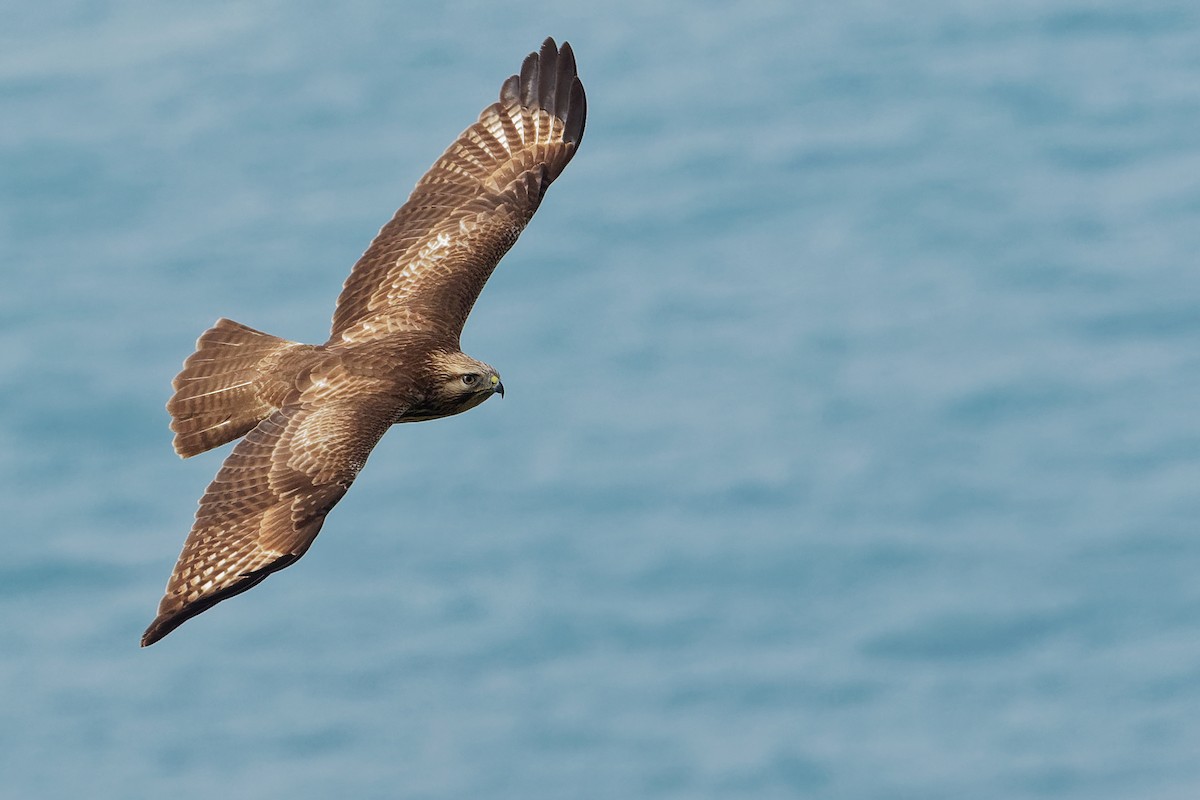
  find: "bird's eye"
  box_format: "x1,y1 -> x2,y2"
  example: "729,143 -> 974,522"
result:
461,374 -> 478,386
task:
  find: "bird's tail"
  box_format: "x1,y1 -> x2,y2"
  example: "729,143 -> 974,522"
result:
167,318 -> 299,458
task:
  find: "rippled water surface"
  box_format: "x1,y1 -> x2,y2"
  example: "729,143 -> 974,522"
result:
2,2 -> 1199,798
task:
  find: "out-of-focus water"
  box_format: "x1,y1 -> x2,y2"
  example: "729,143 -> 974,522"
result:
2,1 -> 1198,797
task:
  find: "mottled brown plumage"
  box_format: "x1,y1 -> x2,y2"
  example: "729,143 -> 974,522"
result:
142,38 -> 585,646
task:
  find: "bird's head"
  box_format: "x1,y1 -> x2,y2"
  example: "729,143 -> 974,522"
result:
427,350 -> 504,415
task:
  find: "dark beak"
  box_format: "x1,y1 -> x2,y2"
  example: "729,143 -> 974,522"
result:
494,380 -> 505,398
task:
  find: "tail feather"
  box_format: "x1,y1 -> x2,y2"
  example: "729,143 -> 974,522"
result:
168,318 -> 298,457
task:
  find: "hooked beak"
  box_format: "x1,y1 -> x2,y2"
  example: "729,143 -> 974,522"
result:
493,379 -> 504,398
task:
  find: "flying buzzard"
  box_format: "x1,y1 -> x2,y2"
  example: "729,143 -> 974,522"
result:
141,38 -> 586,646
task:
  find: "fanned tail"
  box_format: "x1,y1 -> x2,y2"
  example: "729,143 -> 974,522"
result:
167,318 -> 298,457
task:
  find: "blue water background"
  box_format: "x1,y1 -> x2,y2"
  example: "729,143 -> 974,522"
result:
2,1 -> 1199,797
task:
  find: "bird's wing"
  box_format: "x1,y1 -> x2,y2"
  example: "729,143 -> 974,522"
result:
141,367 -> 396,646
329,37 -> 586,344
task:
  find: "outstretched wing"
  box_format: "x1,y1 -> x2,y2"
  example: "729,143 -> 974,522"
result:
141,369 -> 396,646
330,37 -> 586,344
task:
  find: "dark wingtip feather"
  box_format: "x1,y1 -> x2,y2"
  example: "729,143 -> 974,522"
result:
537,38 -> 559,112
519,52 -> 539,107
567,76 -> 586,144
559,41 -> 577,77
499,74 -> 520,105
555,43 -> 576,118
505,38 -> 586,147
140,606 -> 197,647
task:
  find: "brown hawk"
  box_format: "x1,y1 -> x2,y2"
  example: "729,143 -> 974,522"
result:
141,38 -> 586,646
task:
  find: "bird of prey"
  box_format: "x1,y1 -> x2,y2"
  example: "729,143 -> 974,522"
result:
141,38 -> 586,646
